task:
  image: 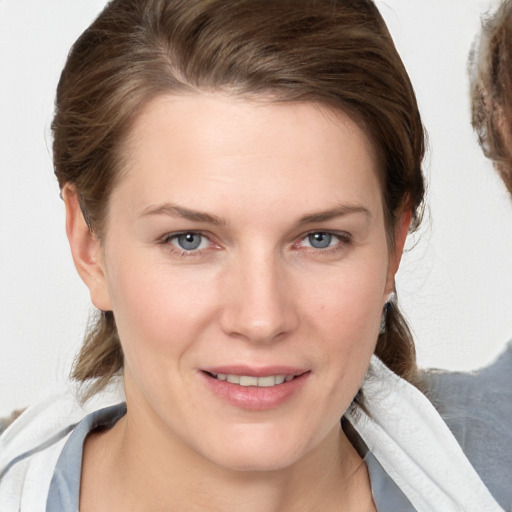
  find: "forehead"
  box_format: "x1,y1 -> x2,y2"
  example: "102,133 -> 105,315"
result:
112,93 -> 382,222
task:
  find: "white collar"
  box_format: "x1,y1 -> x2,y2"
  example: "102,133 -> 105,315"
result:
346,356 -> 504,512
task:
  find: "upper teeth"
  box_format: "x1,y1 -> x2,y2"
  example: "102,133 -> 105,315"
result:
215,374 -> 295,387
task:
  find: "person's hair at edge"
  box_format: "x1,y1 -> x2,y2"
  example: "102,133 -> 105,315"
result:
51,0 -> 426,403
469,0 -> 512,194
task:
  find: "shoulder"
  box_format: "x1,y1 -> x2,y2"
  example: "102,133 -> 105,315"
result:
421,340 -> 512,511
0,393 -> 86,512
0,393 -> 87,471
0,379 -> 125,470
348,356 -> 503,512
0,381 -> 124,512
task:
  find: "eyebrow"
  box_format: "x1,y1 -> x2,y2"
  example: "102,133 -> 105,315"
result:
297,205 -> 371,225
138,204 -> 226,225
138,202 -> 370,226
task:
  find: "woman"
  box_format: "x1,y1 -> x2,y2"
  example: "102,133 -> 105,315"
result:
0,1 -> 502,511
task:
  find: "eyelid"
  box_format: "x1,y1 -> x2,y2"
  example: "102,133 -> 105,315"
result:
293,230 -> 353,250
160,230 -> 218,254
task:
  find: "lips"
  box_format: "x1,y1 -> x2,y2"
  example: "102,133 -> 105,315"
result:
200,367 -> 310,410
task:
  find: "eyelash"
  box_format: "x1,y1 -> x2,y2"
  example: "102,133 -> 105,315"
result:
293,231 -> 352,254
159,230 -> 352,257
160,232 -> 215,257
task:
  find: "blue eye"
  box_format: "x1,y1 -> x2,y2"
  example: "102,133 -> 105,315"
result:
172,232 -> 205,251
307,232 -> 334,249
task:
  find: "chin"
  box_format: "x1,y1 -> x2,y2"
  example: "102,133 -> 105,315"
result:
212,448 -> 303,473
198,424 -> 315,473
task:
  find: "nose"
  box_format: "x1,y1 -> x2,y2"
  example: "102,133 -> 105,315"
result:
219,249 -> 298,344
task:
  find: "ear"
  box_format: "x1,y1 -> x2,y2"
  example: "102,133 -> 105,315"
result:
62,185 -> 113,311
384,208 -> 412,297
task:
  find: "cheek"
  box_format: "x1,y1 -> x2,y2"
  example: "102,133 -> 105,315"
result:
104,252 -> 219,368
300,260 -> 388,384
303,261 -> 387,332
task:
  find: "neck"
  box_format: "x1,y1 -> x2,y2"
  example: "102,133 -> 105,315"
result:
81,408 -> 374,512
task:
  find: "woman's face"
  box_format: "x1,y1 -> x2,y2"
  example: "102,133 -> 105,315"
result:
85,93 -> 405,472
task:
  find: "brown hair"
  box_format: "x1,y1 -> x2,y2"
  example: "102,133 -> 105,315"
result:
470,0 -> 512,194
52,0 -> 425,399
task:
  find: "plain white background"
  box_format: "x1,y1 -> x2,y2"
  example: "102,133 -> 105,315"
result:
1,0 -> 511,416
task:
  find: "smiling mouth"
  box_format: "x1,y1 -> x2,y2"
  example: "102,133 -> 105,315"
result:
205,372 -> 302,388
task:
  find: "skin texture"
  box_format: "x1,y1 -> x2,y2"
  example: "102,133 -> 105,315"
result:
65,94 -> 409,512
